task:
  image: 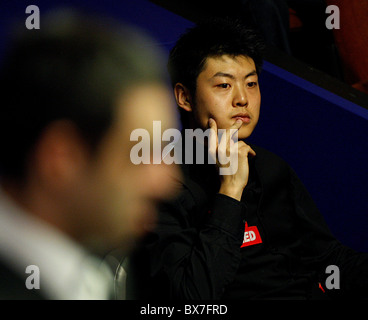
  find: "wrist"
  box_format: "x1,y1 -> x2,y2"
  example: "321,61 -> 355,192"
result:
218,184 -> 243,201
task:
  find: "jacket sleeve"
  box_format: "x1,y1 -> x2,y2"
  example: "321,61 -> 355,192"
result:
144,183 -> 247,300
289,166 -> 368,299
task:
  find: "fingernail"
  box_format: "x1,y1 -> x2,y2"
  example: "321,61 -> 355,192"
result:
208,118 -> 214,125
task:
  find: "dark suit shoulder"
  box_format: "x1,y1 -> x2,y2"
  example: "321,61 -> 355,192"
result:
249,144 -> 289,167
247,144 -> 292,190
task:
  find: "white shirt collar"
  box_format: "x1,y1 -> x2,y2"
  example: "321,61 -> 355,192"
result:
0,187 -> 114,299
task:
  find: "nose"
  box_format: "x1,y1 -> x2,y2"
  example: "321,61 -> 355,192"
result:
233,85 -> 248,107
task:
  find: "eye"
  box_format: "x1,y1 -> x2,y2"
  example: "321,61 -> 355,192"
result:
247,81 -> 258,88
217,83 -> 230,89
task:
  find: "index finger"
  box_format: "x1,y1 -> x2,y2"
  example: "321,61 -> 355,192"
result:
228,119 -> 242,144
208,118 -> 218,159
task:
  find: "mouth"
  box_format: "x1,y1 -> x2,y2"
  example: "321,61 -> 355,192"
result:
232,113 -> 251,124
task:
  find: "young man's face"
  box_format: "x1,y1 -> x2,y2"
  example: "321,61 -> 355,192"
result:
193,54 -> 261,139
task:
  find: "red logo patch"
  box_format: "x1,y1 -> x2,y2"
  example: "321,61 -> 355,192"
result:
241,222 -> 262,248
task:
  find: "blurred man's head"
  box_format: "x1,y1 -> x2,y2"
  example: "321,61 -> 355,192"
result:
0,9 -> 179,252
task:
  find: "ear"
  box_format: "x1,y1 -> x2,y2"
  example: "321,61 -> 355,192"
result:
32,120 -> 90,190
174,83 -> 193,112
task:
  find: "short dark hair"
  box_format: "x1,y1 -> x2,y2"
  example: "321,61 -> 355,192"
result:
0,9 -> 165,180
168,17 -> 265,128
168,17 -> 265,94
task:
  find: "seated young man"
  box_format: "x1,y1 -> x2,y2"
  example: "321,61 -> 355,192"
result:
130,18 -> 368,300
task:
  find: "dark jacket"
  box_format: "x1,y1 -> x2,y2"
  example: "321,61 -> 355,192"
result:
130,144 -> 368,300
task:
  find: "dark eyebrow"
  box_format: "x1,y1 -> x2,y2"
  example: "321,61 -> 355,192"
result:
212,72 -> 235,80
245,70 -> 258,78
212,70 -> 257,80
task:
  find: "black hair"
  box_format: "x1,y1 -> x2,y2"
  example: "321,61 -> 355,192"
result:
168,17 -> 265,127
0,8 -> 165,180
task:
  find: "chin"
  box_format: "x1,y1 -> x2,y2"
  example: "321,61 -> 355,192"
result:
237,128 -> 254,140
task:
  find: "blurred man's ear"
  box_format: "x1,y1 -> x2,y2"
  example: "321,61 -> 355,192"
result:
174,83 -> 193,112
31,121 -> 91,191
